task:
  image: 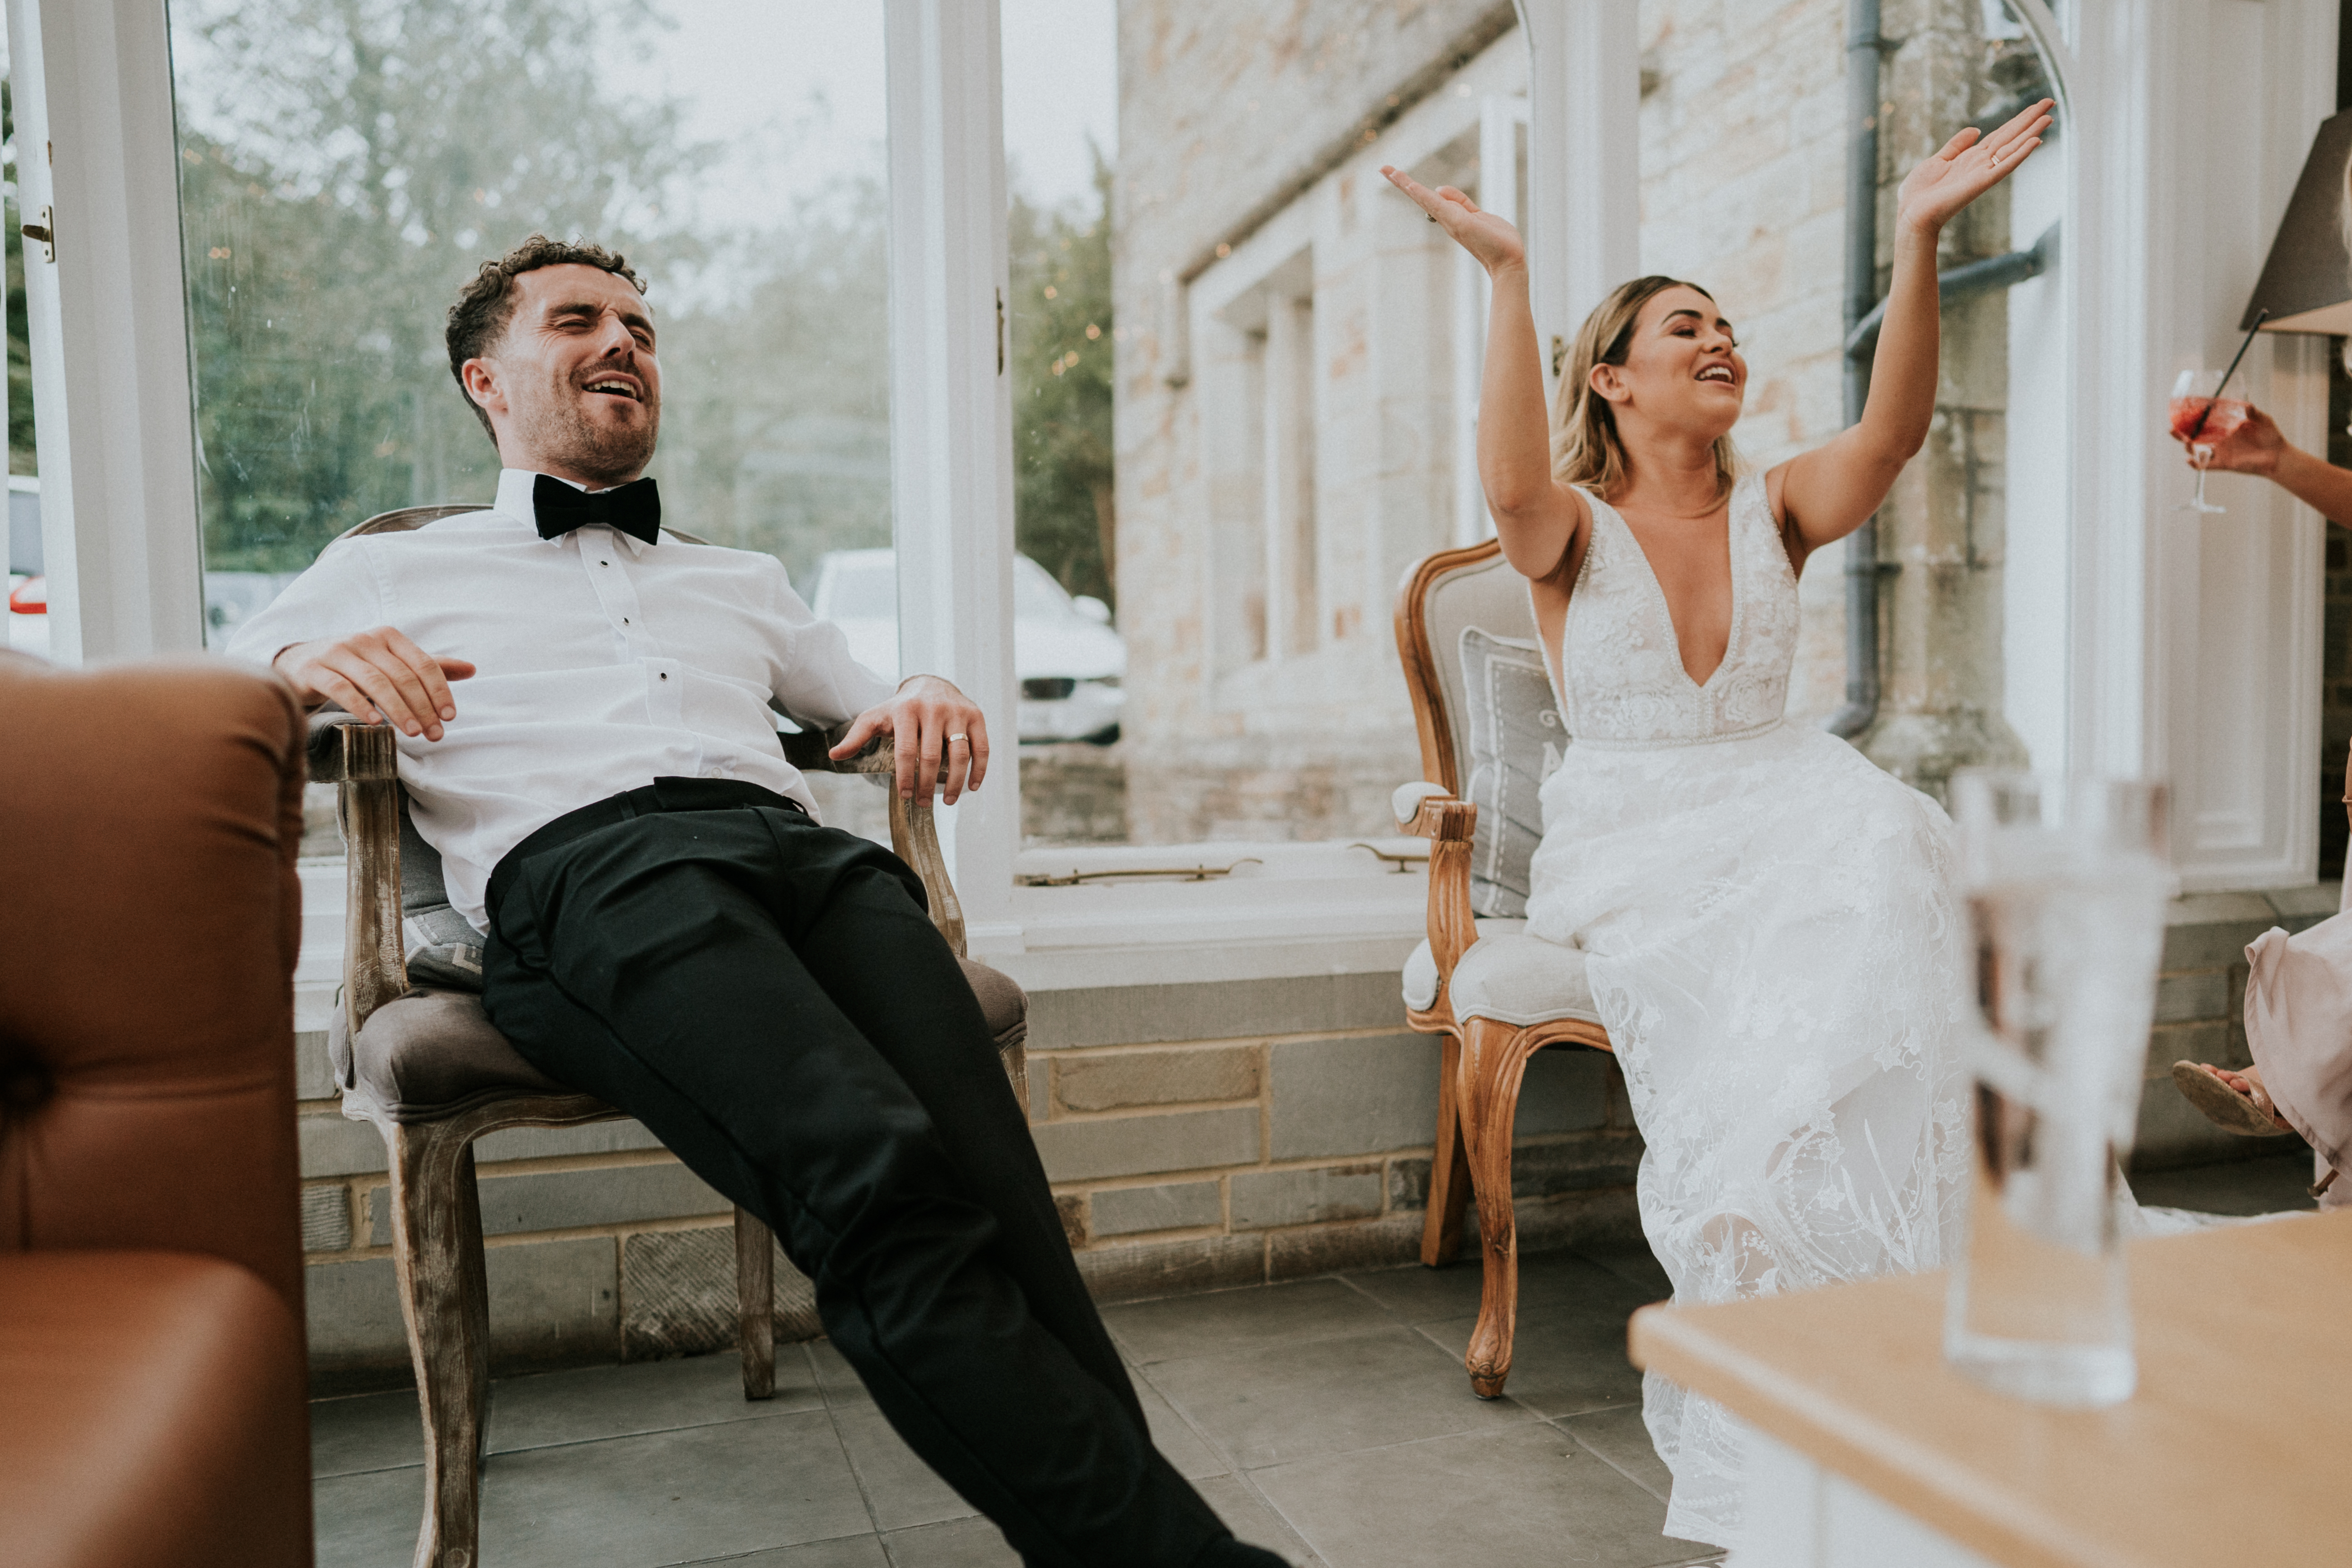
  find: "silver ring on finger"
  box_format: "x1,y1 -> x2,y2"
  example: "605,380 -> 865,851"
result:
947,733 -> 968,745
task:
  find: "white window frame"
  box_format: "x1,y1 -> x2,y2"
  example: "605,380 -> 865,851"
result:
5,0 -> 206,663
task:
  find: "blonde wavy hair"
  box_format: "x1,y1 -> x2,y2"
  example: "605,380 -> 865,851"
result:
1550,274 -> 1741,502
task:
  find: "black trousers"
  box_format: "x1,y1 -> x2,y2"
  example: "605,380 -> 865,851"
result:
480,779 -> 1234,1568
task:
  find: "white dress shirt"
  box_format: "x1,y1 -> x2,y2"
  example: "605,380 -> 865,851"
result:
227,468 -> 895,930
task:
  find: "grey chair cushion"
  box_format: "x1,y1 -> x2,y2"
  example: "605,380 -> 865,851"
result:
1458,627 -> 1565,918
331,986 -> 570,1121
1447,933 -> 1602,1027
335,961 -> 1030,1124
1402,918 -> 1527,1011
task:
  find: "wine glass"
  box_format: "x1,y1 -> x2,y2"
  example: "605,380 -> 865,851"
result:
2168,369 -> 2251,515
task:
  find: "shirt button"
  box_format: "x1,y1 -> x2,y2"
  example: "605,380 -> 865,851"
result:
659,673 -> 669,681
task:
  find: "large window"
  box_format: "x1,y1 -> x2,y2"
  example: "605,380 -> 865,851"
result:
167,0 -> 893,676
1012,5 -> 1528,851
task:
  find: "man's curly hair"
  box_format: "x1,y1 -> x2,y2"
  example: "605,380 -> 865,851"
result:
445,234 -> 646,444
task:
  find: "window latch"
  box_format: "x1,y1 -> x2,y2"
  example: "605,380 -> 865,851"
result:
21,207 -> 55,263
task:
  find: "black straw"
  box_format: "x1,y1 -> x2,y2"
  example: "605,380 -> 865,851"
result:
2186,309 -> 2271,442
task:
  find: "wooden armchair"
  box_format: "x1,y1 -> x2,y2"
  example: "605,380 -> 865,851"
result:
313,506 -> 1028,1568
1392,538 -> 1614,1400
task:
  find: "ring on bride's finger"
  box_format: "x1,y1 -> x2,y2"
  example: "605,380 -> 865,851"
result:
947,733 -> 968,745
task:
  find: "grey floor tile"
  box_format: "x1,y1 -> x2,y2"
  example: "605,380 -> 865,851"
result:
878,1514 -> 1021,1567
1102,1278 -> 1398,1365
693,1533 -> 891,1566
1416,1301 -> 1644,1418
831,1403 -> 978,1533
1569,1242 -> 1675,1301
310,1387 -> 423,1479
1345,1249 -> 1657,1330
2130,1151 -> 2318,1216
488,1345 -> 822,1454
1140,1375 -> 1232,1480
1335,1260 -> 1486,1325
1248,1421 -> 1707,1568
1195,1473 -> 1325,1566
1139,1324 -> 1532,1469
477,1409 -> 872,1566
313,1464 -> 426,1566
809,1336 -> 876,1408
1560,1404 -> 1672,1502
1513,1250 -> 1666,1315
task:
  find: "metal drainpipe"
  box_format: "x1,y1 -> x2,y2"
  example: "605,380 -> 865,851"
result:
1828,0 -> 1887,740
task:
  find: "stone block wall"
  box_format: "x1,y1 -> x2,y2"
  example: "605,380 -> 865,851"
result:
1024,974 -> 1644,1301
292,866 -> 2328,1389
294,965 -> 1646,1389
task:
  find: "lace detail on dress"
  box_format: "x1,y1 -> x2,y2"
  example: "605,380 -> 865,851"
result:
1552,475 -> 1795,745
1521,470 -> 1968,1550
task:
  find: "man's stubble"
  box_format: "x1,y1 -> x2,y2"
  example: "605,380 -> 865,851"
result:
511,361 -> 661,487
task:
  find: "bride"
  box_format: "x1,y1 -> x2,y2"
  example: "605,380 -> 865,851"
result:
1383,97 -> 2054,1550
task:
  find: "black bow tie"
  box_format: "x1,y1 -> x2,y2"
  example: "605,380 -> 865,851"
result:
534,474 -> 661,546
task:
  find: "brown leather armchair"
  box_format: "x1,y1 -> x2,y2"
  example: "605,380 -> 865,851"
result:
0,652 -> 314,1568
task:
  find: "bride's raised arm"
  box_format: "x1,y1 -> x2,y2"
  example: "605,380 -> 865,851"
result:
1771,99 -> 2054,556
1380,166 -> 1589,585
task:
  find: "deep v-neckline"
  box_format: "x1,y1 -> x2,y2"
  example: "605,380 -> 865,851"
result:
1607,493 -> 1742,692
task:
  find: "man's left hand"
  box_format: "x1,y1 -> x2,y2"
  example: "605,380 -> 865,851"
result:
830,675 -> 990,806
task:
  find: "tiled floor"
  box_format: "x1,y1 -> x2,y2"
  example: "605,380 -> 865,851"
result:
310,1152 -> 2319,1568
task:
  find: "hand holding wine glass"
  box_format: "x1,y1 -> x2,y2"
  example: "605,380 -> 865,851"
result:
2175,398 -> 2285,477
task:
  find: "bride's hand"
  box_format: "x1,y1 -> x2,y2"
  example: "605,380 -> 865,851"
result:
1380,166 -> 1525,275
1893,98 -> 2054,237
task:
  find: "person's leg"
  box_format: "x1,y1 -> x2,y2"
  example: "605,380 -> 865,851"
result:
481,804 -> 1261,1568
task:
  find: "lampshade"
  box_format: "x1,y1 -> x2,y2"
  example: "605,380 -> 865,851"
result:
2243,107 -> 2352,334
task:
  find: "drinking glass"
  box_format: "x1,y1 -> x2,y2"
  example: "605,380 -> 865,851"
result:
2168,369 -> 2249,515
1944,771 -> 2171,1408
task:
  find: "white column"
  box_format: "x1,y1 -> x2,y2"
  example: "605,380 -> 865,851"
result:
1516,0 -> 1639,400
884,0 -> 1019,944
4,0 -> 204,662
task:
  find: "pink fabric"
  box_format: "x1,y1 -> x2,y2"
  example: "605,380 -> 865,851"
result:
2243,917 -> 2352,1209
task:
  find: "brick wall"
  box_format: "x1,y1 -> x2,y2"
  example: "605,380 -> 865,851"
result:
293,967 -> 1646,1388
296,880 -> 2327,1387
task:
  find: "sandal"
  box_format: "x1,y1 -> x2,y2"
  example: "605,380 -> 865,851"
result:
2170,1060 -> 2293,1137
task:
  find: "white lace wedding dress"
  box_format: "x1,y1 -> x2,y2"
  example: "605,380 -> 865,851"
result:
1523,474 -> 1970,1548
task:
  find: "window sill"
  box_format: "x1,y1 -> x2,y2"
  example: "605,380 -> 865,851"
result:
294,838 -> 1444,1006
982,837 -> 1433,991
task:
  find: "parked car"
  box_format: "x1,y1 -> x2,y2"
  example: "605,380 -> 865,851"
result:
808,549 -> 1125,744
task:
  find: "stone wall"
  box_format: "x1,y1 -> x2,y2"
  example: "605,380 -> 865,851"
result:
1113,0 -> 1517,844
295,965 -> 1644,1389
294,878 -> 2320,1388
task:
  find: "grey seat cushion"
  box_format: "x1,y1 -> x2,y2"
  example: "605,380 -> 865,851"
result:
1458,628 -> 1565,918
1447,933 -> 1602,1028
336,958 -> 1031,1123
1402,918 -> 1527,1011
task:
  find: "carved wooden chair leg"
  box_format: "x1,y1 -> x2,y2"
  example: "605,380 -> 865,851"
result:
734,1205 -> 775,1400
1420,1030 -> 1474,1268
1456,1016 -> 1542,1399
386,1119 -> 491,1568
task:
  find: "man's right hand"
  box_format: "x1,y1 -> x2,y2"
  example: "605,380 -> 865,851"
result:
273,627 -> 475,742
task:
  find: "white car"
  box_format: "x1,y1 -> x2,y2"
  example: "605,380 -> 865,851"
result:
808,549 -> 1126,744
